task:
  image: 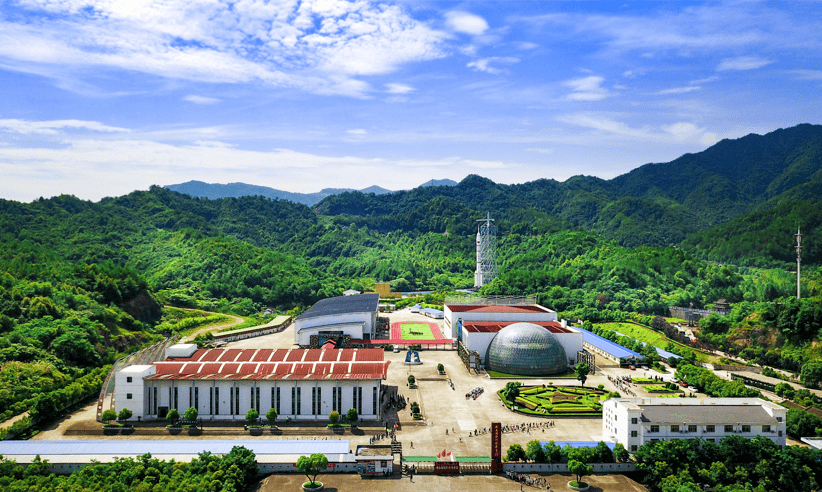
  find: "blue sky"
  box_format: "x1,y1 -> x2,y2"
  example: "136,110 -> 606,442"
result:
2,1 -> 822,202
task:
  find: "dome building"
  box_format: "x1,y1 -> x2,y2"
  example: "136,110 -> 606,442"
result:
486,322 -> 570,375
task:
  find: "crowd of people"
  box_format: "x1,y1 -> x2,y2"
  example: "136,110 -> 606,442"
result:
608,374 -> 637,396
465,386 -> 484,400
505,471 -> 551,489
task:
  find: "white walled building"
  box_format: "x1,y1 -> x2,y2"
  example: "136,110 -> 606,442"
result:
461,320 -> 584,368
294,294 -> 379,346
114,345 -> 390,421
443,303 -> 558,339
602,398 -> 787,452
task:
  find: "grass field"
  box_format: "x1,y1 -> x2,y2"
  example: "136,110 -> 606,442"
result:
645,384 -> 681,393
487,369 -> 575,379
596,321 -> 715,362
400,322 -> 434,340
498,385 -> 614,417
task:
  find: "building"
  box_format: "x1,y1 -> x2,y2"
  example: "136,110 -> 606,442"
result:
602,398 -> 787,452
576,327 -> 646,366
443,302 -> 558,339
294,294 -> 379,346
461,320 -> 583,371
115,344 -> 390,422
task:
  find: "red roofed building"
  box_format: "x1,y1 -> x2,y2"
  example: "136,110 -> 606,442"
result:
443,302 -> 558,339
116,344 -> 390,422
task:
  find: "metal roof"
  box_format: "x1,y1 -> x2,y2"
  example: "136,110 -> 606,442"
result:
463,321 -> 574,334
0,440 -> 351,457
298,294 -> 379,320
577,327 -> 645,359
446,304 -> 552,314
640,405 -> 777,425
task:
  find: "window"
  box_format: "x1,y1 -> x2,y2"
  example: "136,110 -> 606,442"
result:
230,388 -> 235,415
631,430 -> 638,437
291,387 -> 296,415
194,387 -> 199,410
650,425 -> 659,433
724,425 -> 734,433
688,425 -> 697,433
173,387 -> 178,410
127,377 -> 133,383
276,387 -> 280,414
742,425 -> 751,433
630,445 -> 637,452
312,387 -> 318,415
706,425 -> 715,433
296,387 -> 301,415
671,425 -> 679,432
779,430 -> 783,437
210,388 -> 214,415
235,387 -> 240,415
631,417 -> 638,424
777,416 -> 783,422
762,425 -> 771,432
373,386 -> 378,415
272,387 -> 280,414
215,387 -> 219,415
126,393 -> 132,400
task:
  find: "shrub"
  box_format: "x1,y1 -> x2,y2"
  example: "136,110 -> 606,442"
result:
184,407 -> 198,421
245,409 -> 259,425
101,409 -> 117,423
166,408 -> 180,426
346,407 -> 358,424
266,407 -> 278,424
329,411 -> 339,424
117,408 -> 132,422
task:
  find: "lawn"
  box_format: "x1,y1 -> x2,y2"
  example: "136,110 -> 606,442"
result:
644,384 -> 681,393
487,369 -> 576,379
497,385 -> 615,417
400,322 -> 434,340
596,321 -> 714,362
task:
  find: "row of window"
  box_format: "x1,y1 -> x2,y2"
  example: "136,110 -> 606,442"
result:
647,424 -> 774,434
147,385 -> 377,416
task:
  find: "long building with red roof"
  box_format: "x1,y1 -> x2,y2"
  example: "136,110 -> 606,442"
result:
115,344 -> 390,422
443,302 -> 558,339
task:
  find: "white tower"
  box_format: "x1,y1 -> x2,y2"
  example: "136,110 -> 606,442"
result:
796,227 -> 802,300
474,212 -> 499,288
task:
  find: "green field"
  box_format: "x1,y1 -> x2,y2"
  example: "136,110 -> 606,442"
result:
497,385 -> 615,417
401,322 -> 434,340
596,321 -> 714,362
645,384 -> 681,393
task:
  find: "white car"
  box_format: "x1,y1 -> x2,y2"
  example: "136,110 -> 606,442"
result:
393,345 -> 400,353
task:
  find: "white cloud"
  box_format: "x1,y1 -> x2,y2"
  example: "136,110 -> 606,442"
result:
467,57 -> 520,74
0,118 -> 129,135
445,11 -> 489,35
515,42 -> 539,50
1,0 -> 449,97
385,83 -> 415,94
654,86 -> 701,95
563,76 -> 613,101
690,76 -> 719,84
347,129 -> 368,135
183,95 -> 221,104
717,56 -> 773,71
558,113 -> 718,145
525,148 -> 555,154
789,70 -> 822,80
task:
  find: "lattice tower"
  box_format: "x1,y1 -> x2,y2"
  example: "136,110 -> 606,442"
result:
474,212 -> 498,288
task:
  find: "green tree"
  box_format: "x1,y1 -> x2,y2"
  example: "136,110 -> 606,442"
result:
801,359 -> 822,388
184,406 -> 198,421
408,375 -> 416,386
526,439 -> 546,463
101,409 -> 117,423
166,408 -> 180,426
576,362 -> 590,387
542,441 -> 563,463
346,407 -> 358,424
502,381 -> 522,405
613,443 -> 630,463
329,410 -> 339,424
266,407 -> 278,424
296,453 -> 328,487
568,459 -> 593,487
245,408 -> 259,425
117,408 -> 132,422
506,444 -> 527,462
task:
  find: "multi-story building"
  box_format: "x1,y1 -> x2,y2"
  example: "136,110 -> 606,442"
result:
602,397 -> 787,452
115,344 -> 389,422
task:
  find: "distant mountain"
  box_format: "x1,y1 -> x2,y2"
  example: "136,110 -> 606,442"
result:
419,179 -> 458,188
165,181 -> 393,206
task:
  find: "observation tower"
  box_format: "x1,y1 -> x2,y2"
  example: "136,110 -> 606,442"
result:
474,212 -> 498,288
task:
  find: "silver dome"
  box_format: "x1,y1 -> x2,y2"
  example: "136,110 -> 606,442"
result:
486,322 -> 568,376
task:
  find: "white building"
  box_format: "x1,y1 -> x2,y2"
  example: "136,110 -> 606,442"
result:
294,294 -> 379,346
461,320 -> 583,368
602,398 -> 787,452
114,344 -> 390,422
443,303 -> 558,339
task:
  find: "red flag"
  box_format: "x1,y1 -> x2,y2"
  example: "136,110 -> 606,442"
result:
436,451 -> 442,458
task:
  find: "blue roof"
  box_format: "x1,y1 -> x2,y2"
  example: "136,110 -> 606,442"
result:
0,440 -> 351,456
541,441 -> 615,450
420,308 -> 443,315
616,332 -> 682,360
577,327 -> 645,359
299,294 -> 379,320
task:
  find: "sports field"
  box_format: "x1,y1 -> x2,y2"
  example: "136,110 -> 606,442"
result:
400,322 -> 435,340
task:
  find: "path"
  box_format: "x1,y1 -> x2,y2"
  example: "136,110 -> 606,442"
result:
172,307 -> 244,342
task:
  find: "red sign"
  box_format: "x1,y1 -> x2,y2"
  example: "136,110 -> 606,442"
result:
434,462 -> 460,475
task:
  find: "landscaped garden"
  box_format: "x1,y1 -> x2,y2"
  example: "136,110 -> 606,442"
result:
497,383 -> 616,416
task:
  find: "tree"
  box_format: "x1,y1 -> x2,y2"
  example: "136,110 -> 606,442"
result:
117,408 -> 132,423
101,409 -> 117,423
184,406 -> 198,421
613,443 -> 630,463
408,375 -> 416,386
502,381 -> 522,405
542,441 -> 563,463
526,439 -> 546,463
245,408 -> 259,425
568,459 -> 593,486
594,441 -> 614,463
296,453 -> 328,487
346,407 -> 358,424
506,444 -> 527,462
329,410 -> 339,424
166,408 -> 180,425
576,362 -> 590,387
437,363 -> 444,373
266,407 -> 278,425
801,359 -> 822,388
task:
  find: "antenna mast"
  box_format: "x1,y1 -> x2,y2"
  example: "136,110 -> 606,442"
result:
474,212 -> 498,288
796,227 -> 802,300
